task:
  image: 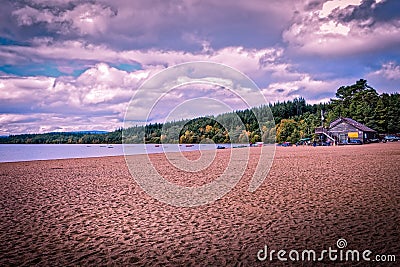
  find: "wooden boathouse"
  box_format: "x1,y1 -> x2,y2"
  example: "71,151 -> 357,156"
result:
315,117 -> 378,145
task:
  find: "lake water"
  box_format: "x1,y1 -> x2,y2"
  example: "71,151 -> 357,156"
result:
0,143 -> 238,163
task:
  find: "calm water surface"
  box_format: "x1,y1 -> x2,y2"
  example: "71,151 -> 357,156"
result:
0,144 -> 237,163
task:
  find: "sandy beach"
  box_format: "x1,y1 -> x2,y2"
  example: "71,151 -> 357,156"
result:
0,143 -> 399,266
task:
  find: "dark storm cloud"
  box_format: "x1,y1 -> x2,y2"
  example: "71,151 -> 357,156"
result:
2,0 -> 294,52
96,0 -> 295,51
1,0 -> 118,44
342,0 -> 400,23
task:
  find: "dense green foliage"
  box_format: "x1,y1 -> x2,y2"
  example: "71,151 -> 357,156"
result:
328,79 -> 399,133
122,109 -> 275,144
1,79 -> 398,144
273,79 -> 399,143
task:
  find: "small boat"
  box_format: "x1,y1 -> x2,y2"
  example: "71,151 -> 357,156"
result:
217,145 -> 225,149
233,145 -> 247,148
185,144 -> 194,147
256,142 -> 264,147
155,145 -> 160,147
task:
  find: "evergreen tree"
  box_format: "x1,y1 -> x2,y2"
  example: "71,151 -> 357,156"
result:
386,93 -> 400,133
371,98 -> 387,133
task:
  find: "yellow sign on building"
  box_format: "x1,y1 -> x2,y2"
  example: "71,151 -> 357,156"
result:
348,132 -> 359,138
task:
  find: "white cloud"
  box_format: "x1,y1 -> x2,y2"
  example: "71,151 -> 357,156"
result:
258,74 -> 355,106
366,62 -> 400,93
53,63 -> 155,108
371,62 -> 400,80
0,76 -> 55,101
0,112 -> 123,135
319,21 -> 350,35
319,0 -> 362,18
0,63 -> 159,134
0,39 -> 291,82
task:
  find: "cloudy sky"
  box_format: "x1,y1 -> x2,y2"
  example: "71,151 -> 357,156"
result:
1,0 -> 399,135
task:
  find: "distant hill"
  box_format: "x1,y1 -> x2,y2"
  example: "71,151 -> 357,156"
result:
63,130 -> 109,134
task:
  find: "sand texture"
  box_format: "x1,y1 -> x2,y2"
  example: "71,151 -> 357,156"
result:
0,143 -> 399,266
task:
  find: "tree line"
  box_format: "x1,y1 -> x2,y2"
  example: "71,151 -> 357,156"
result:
273,79 -> 399,143
0,130 -> 123,144
1,79 -> 398,144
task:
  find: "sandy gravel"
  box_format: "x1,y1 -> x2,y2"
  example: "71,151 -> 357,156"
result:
0,143 -> 399,266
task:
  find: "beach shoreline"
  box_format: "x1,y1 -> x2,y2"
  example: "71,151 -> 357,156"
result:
1,143 -> 399,265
